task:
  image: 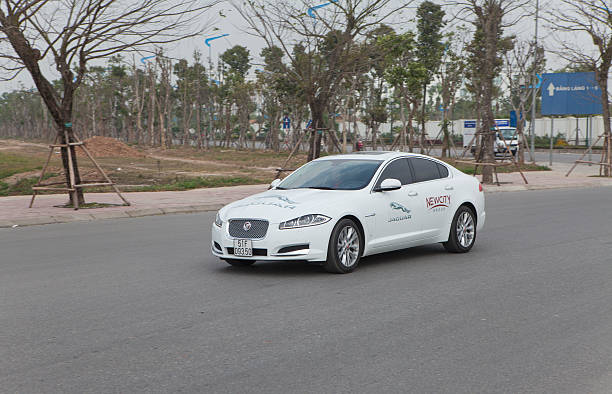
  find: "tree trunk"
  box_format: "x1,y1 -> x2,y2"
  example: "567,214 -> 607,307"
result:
441,118 -> 449,158
59,113 -> 85,206
271,111 -> 281,152
147,66 -> 156,147
420,83 -> 427,153
224,104 -> 231,148
307,101 -> 324,161
372,122 -> 378,150
399,94 -> 407,151
480,83 -> 495,184
517,106 -> 525,166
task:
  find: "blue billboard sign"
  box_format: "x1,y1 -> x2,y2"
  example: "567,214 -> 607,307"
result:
541,72 -> 602,116
464,119 -> 509,129
510,111 -> 517,127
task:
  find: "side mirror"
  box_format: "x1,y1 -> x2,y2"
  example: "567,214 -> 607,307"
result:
269,178 -> 281,190
376,178 -> 402,192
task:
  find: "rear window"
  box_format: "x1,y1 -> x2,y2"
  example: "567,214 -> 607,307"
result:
437,163 -> 449,178
410,158 -> 442,183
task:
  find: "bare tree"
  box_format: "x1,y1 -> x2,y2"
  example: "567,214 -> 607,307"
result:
453,0 -> 528,184
0,0 -> 217,205
235,0 -> 415,161
502,39 -> 543,165
438,28 -> 468,158
549,0 -> 612,175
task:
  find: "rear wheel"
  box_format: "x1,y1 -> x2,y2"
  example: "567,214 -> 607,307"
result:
323,218 -> 363,274
223,259 -> 256,267
443,206 -> 476,253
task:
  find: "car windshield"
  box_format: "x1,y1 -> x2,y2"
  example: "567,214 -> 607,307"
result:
499,128 -> 517,140
278,159 -> 383,191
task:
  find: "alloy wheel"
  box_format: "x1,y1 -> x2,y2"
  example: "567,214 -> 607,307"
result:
336,225 -> 360,267
456,211 -> 475,248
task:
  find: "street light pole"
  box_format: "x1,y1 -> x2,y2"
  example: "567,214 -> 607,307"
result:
530,0 -> 539,163
204,34 -> 230,149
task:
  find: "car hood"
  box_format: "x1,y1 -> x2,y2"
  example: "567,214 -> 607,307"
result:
220,188 -> 359,223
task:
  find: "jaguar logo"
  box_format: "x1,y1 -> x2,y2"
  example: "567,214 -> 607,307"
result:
390,202 -> 411,214
258,195 -> 299,205
243,222 -> 252,231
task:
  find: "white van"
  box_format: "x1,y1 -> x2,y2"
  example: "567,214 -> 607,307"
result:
494,127 -> 519,156
464,126 -> 519,157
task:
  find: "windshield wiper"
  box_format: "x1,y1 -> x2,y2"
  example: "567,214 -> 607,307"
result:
305,186 -> 335,190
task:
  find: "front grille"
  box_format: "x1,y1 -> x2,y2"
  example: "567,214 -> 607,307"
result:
228,219 -> 269,239
227,248 -> 268,256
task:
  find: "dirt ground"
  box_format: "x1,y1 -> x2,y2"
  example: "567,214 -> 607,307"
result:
0,138 -> 307,195
0,137 -> 548,196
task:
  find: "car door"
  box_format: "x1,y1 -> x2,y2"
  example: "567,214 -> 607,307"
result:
408,158 -> 455,239
368,158 -> 423,252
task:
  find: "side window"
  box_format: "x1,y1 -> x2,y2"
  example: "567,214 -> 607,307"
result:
437,163 -> 449,178
410,158 -> 441,183
375,159 -> 412,188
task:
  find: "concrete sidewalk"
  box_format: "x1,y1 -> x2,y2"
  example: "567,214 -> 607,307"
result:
0,185 -> 267,228
1,165 -> 612,228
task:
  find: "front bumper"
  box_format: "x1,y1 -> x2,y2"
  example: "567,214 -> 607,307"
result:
495,145 -> 518,153
211,220 -> 333,262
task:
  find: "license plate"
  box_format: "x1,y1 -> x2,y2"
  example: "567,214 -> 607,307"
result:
233,239 -> 253,257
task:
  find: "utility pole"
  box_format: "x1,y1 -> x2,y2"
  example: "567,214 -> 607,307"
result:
204,34 -> 229,149
208,44 -> 213,148
530,0 -> 540,163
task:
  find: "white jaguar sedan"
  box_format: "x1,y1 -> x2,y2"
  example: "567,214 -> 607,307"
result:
211,152 -> 485,273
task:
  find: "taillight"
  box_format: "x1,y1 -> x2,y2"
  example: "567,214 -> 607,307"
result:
479,183 -> 483,192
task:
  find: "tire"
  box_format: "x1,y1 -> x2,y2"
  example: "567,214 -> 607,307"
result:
323,218 -> 363,274
443,206 -> 477,253
223,259 -> 256,267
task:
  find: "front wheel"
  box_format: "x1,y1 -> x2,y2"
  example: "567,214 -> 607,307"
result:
223,259 -> 256,267
323,218 -> 363,274
443,206 -> 476,253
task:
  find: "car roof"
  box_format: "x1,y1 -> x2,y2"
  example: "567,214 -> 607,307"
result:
315,151 -> 443,162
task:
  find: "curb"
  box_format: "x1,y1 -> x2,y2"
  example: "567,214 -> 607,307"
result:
482,181 -> 612,194
0,203 -> 225,229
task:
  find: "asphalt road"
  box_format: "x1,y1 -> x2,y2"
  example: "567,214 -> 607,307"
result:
2,187 -> 612,393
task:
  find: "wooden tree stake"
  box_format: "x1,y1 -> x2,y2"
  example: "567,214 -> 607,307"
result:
30,132 -> 130,210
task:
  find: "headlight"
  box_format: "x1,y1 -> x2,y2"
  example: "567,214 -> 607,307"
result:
279,214 -> 331,230
214,212 -> 223,228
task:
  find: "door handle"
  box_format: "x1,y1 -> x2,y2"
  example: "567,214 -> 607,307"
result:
408,191 -> 418,197
445,185 -> 454,191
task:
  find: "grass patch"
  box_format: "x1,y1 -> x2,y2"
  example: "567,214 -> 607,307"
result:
0,152 -> 43,179
462,164 -> 550,175
130,176 -> 267,192
441,159 -> 551,175
0,173 -> 57,196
